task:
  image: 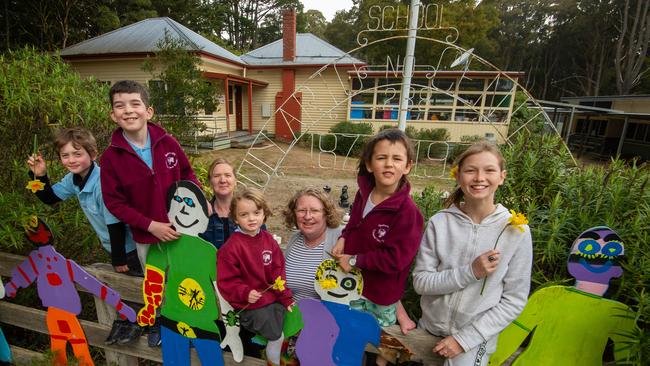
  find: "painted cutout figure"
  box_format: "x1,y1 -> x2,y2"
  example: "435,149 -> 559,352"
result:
137,181 -> 224,365
296,259 -> 381,366
5,217 -> 135,366
0,279 -> 11,364
489,226 -> 639,366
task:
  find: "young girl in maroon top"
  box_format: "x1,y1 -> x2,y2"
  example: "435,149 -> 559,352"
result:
217,188 -> 293,366
332,128 -> 424,364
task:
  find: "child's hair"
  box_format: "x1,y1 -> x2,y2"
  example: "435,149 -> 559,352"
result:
166,181 -> 210,218
54,127 -> 98,158
229,187 -> 272,222
109,80 -> 150,107
208,158 -> 237,180
282,186 -> 343,229
357,128 -> 415,190
444,140 -> 506,208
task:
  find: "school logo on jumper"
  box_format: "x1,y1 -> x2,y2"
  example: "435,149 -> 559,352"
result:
372,224 -> 389,242
165,152 -> 178,169
262,250 -> 272,265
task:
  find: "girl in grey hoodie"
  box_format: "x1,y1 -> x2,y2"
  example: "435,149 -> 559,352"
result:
413,141 -> 532,366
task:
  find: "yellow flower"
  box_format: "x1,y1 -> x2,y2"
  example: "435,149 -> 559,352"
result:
449,166 -> 459,179
508,209 -> 528,232
26,179 -> 45,193
319,277 -> 337,290
272,276 -> 286,292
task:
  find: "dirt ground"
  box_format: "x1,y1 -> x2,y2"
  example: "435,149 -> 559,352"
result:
194,142 -> 454,244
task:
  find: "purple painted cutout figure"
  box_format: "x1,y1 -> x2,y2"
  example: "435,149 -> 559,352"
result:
297,259 -> 381,366
5,217 -> 135,366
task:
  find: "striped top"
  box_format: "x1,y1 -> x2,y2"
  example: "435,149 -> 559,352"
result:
285,234 -> 325,303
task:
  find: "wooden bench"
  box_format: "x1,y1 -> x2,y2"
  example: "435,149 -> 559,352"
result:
0,252 -> 446,365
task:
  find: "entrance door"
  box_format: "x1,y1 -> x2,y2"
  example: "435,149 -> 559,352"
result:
235,85 -> 243,130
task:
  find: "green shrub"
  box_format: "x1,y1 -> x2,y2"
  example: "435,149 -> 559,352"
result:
0,47 -> 113,192
412,131 -> 649,363
320,121 -> 373,157
143,31 -> 221,146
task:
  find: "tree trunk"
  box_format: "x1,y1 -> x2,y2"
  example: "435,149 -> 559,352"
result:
615,0 -> 650,94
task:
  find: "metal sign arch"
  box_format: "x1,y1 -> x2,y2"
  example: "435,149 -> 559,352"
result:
236,33 -> 573,191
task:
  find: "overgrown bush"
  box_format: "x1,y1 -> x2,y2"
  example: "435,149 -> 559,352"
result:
411,131 -> 650,363
0,47 -> 115,255
320,121 -> 373,157
0,47 -> 113,192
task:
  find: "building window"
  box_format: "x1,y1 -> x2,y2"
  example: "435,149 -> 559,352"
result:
348,75 -> 514,123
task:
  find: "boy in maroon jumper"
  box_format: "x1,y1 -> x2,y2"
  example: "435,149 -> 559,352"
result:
100,80 -> 200,346
217,188 -> 293,366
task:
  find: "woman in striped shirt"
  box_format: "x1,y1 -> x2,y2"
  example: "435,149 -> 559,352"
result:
283,187 -> 344,302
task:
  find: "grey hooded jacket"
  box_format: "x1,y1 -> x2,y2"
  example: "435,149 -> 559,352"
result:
413,204 -> 532,352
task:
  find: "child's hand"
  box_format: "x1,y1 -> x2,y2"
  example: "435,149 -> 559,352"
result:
331,237 -> 345,256
147,221 -> 180,242
248,290 -> 262,304
433,335 -> 464,359
114,265 -> 129,273
471,250 -> 500,279
396,301 -> 416,335
27,153 -> 47,177
287,302 -> 295,312
337,255 -> 353,273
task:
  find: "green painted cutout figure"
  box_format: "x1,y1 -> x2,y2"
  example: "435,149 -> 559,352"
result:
489,226 -> 638,366
137,181 -> 224,365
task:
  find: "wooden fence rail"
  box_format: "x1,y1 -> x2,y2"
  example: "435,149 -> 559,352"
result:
0,252 -> 444,365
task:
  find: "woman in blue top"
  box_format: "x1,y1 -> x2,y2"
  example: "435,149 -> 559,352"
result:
201,158 -> 237,249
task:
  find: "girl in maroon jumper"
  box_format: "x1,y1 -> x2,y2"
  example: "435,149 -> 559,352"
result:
217,188 -> 293,366
332,128 -> 424,364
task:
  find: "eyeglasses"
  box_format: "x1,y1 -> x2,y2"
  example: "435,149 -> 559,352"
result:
295,208 -> 324,217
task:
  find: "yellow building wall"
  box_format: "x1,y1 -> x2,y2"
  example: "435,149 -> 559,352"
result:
248,69 -> 283,134
294,68 -> 353,134
613,99 -> 650,113
67,58 -> 152,85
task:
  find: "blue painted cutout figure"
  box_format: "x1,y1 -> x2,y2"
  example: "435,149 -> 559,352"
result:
297,259 -> 381,366
489,226 -> 639,366
0,279 -> 11,364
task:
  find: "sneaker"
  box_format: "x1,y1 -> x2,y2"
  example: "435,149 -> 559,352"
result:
148,322 -> 162,347
105,319 -> 126,345
117,322 -> 143,345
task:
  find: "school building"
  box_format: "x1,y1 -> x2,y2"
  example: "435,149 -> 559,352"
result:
540,95 -> 650,161
60,10 -> 521,143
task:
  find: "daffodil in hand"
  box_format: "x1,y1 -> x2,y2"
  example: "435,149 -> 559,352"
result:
26,179 -> 45,193
480,210 -> 528,295
272,276 -> 286,292
449,165 -> 459,179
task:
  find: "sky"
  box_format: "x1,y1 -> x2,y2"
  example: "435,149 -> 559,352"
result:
300,0 -> 355,21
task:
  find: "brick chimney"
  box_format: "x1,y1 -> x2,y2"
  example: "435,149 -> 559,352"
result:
282,9 -> 296,62
276,9 -> 301,142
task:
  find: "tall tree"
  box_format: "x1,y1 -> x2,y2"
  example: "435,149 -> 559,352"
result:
303,9 -> 327,39
615,0 -> 650,94
221,0 -> 302,51
143,31 -> 221,143
324,7 -> 359,53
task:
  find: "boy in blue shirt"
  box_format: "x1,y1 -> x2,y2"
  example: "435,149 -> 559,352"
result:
27,127 -> 142,345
